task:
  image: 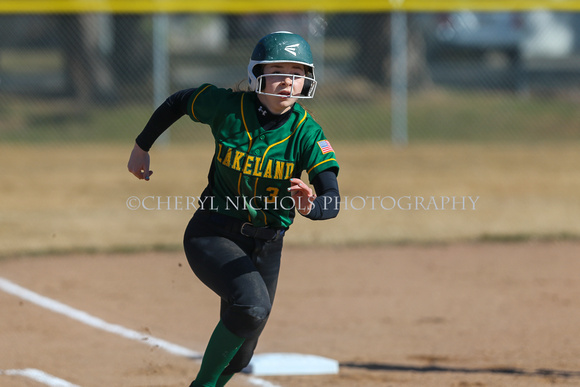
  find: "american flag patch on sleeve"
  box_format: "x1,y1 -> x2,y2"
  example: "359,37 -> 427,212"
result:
317,140 -> 334,154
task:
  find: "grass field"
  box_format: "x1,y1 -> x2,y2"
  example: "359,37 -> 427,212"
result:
3,88 -> 580,144
1,141 -> 579,257
2,81 -> 580,257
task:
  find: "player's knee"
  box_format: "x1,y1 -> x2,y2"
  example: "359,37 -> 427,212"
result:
222,303 -> 271,338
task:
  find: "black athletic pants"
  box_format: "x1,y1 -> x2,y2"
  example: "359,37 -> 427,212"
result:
183,209 -> 285,374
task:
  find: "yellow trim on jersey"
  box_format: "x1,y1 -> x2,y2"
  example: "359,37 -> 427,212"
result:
307,158 -> 337,175
239,93 -> 256,226
237,94 -> 253,197
240,93 -> 253,145
259,111 -> 308,171
190,84 -> 211,122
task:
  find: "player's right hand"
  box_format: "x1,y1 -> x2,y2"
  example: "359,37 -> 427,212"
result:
288,178 -> 315,216
127,142 -> 153,181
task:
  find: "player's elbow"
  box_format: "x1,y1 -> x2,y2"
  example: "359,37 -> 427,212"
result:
327,197 -> 340,219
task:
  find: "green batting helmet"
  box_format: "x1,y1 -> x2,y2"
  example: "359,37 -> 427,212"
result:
248,31 -> 317,98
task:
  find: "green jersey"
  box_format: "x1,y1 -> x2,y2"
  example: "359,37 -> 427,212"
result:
187,84 -> 339,228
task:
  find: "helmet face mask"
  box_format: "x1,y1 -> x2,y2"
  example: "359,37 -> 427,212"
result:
248,31 -> 317,98
255,73 -> 317,99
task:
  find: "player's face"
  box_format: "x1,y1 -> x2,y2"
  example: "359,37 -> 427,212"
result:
258,63 -> 306,115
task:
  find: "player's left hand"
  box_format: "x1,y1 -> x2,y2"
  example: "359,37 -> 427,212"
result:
288,178 -> 316,216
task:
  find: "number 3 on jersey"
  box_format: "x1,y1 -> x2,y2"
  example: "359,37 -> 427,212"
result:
265,187 -> 279,203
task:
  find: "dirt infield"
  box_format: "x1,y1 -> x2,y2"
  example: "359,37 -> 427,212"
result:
2,241 -> 580,387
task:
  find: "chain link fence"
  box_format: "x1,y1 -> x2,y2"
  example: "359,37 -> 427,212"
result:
2,11 -> 580,145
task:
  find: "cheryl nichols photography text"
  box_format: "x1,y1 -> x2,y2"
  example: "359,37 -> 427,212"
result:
126,195 -> 480,211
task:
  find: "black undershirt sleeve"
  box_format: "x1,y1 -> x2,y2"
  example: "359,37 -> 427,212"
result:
305,169 -> 340,220
135,88 -> 197,151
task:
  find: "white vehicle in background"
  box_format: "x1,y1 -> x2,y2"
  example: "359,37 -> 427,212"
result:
521,11 -> 574,59
427,10 -> 575,61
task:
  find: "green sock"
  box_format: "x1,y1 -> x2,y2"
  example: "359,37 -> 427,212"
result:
215,373 -> 234,387
190,321 -> 245,387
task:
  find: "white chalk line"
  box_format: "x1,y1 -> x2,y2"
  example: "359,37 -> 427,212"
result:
0,277 -> 200,358
0,277 -> 280,387
0,368 -> 80,387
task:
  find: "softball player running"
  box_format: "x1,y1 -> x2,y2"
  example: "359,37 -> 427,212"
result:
128,31 -> 340,387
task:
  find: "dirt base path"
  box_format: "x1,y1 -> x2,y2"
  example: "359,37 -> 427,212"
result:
2,241 -> 580,387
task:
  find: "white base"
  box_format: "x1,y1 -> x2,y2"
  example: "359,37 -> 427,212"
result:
242,353 -> 339,376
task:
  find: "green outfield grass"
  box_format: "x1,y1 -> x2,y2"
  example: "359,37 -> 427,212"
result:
2,88 -> 580,144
